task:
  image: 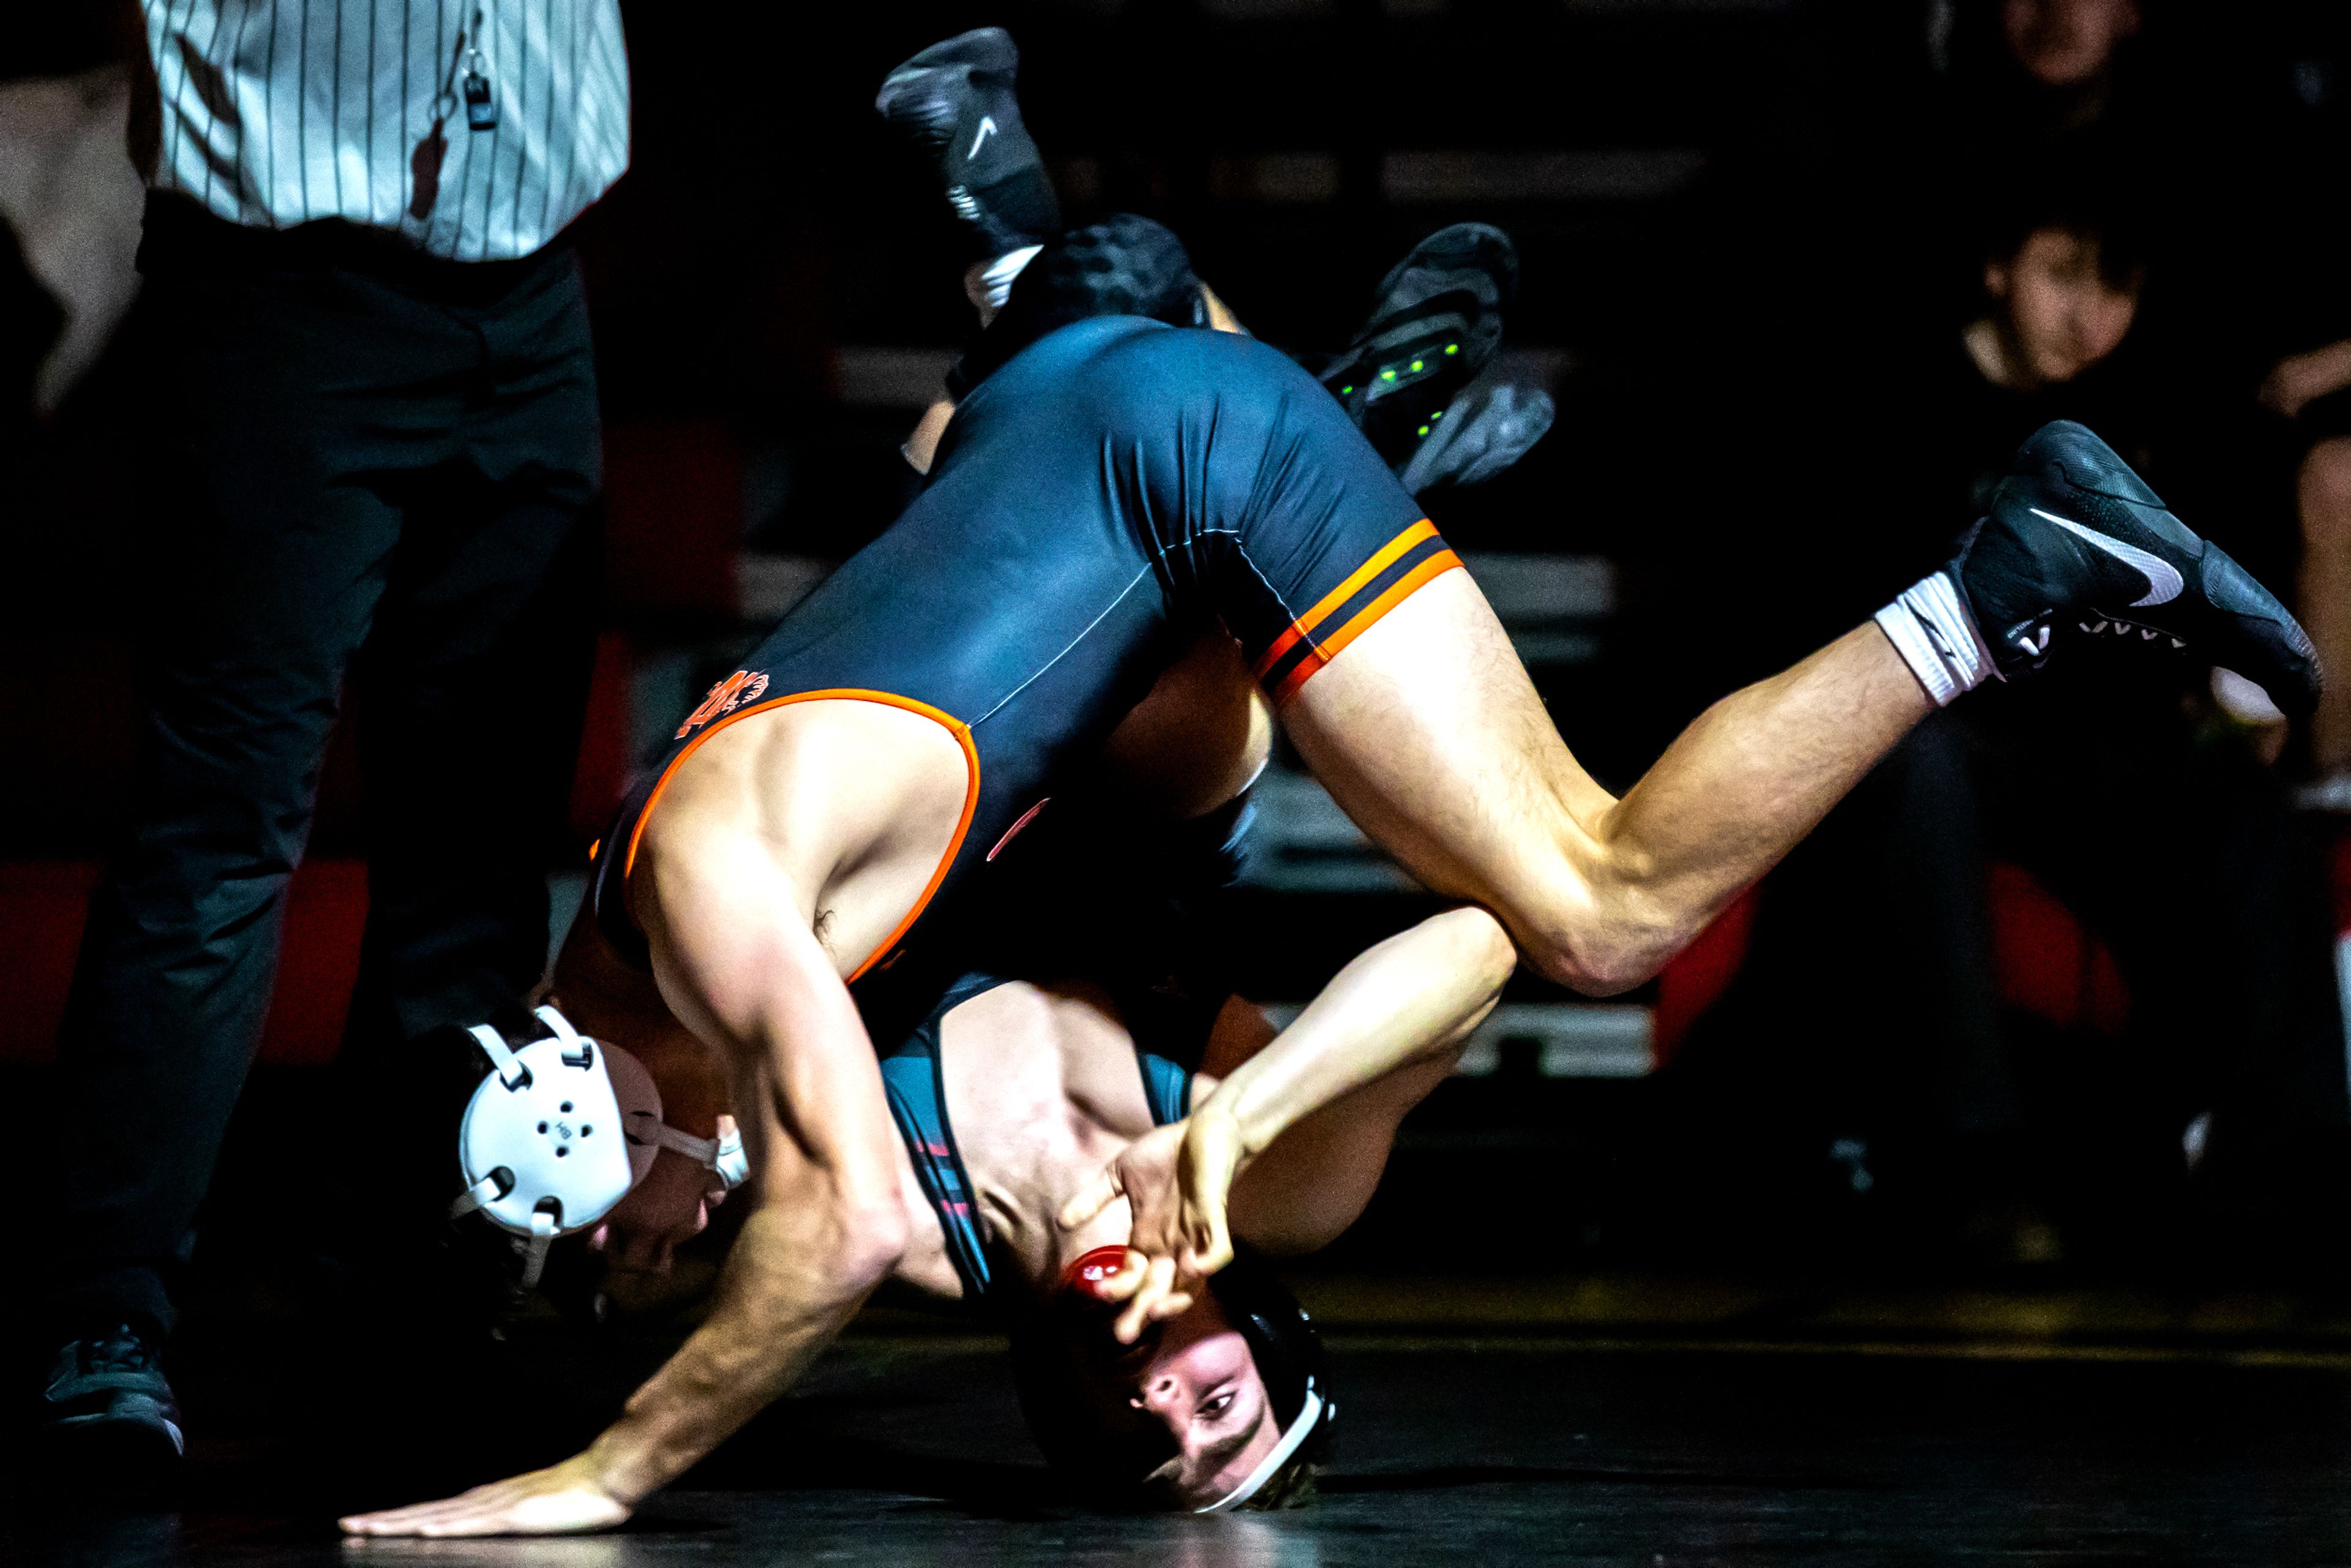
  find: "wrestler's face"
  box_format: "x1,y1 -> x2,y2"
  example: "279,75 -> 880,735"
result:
1988,227 -> 2139,388
1125,1297 -> 1283,1509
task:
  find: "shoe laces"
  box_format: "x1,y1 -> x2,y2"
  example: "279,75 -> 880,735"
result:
81,1326 -> 157,1375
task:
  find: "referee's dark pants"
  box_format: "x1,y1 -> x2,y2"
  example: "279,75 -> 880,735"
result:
44,196 -> 601,1341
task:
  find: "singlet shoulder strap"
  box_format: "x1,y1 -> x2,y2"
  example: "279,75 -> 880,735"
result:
877,973 -> 1005,1300
1137,1049 -> 1193,1126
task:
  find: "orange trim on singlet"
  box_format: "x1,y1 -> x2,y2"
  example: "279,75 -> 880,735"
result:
620,688 -> 982,985
1269,549 -> 1464,708
1250,518 -> 1439,681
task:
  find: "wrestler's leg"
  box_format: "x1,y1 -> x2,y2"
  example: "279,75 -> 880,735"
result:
1284,567 -> 1929,995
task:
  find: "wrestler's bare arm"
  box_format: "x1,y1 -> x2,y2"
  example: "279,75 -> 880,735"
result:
337,843 -> 898,1537
568,827 -> 912,1507
1064,904 -> 1515,1338
1204,905 -> 1508,1256
343,705 -> 966,1537
1288,569 -> 1930,996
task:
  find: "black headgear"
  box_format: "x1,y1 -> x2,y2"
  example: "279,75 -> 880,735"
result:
1009,1250 -> 1334,1510
950,214 -> 1208,397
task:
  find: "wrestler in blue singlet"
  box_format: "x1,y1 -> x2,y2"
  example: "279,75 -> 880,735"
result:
590,316 -> 1454,1040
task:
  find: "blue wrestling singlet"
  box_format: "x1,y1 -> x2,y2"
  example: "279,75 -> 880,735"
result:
588,318 -> 1455,1023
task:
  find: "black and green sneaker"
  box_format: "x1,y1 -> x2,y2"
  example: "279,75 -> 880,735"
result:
1320,223 -> 1517,471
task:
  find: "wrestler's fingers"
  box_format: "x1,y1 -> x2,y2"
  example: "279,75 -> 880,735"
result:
1089,1247 -> 1151,1304
1114,1255 -> 1180,1344
1181,1221 -> 1235,1280
340,1471 -> 629,1537
340,1485 -> 510,1533
1057,1166 -> 1125,1231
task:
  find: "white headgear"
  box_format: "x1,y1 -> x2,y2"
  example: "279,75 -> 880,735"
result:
448,1005 -> 748,1285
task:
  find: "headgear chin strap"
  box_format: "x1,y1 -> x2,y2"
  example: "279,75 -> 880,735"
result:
1195,1385 -> 1327,1514
448,1005 -> 748,1286
1191,1254 -> 1335,1511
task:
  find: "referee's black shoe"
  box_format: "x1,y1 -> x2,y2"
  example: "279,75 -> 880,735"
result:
1321,223 -> 1517,472
1954,420 -> 2322,715
876,27 -> 1061,261
35,1325 -> 185,1474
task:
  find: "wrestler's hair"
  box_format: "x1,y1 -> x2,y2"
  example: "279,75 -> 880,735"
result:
1975,151 -> 2150,294
951,214 -> 1207,396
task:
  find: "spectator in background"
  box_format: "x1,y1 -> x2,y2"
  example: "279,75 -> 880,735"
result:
1936,0 -> 2351,795
1672,173 -> 2347,1264
1995,0 -> 2140,93
29,0 -> 628,1481
0,57 -> 144,418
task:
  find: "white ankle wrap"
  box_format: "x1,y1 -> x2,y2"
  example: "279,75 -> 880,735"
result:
1875,570 -> 1995,707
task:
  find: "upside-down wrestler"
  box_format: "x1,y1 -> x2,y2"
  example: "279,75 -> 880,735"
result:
348,778 -> 1497,1519
338,253 -> 2317,1534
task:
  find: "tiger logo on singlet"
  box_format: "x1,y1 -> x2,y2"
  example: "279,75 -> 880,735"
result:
675,670 -> 771,739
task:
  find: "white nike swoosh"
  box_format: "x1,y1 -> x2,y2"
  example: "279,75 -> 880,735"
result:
2031,507 -> 2185,607
969,116 -> 997,160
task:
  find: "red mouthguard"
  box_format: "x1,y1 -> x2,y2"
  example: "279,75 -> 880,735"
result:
1063,1245 -> 1133,1300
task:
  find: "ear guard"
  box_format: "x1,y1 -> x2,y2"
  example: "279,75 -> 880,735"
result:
1193,1254 -> 1335,1512
448,1005 -> 748,1286
1011,1248 -> 1335,1511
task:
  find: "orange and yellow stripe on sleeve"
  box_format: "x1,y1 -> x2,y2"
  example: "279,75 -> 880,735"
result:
1250,519 -> 1463,706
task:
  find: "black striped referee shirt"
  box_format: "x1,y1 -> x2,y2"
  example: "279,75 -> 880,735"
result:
140,0 -> 629,261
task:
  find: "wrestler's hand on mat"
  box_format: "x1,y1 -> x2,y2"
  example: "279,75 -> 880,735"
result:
591,1146 -> 726,1276
1060,1105 -> 1248,1342
338,1453 -> 632,1537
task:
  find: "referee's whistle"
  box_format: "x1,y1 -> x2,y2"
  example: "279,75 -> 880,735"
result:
464,72 -> 497,132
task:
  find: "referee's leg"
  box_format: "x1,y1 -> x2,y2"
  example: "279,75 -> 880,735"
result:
42,247 -> 421,1348
338,250 -> 602,1259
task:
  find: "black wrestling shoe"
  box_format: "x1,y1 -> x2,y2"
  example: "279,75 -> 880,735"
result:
36,1326 -> 185,1470
876,27 -> 1062,261
1321,223 -> 1517,471
1395,371 -> 1555,497
1954,420 -> 2322,715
